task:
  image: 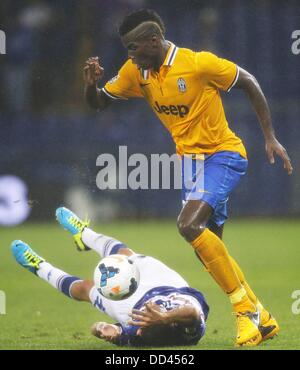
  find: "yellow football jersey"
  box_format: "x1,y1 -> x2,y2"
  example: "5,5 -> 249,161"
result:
102,42 -> 246,158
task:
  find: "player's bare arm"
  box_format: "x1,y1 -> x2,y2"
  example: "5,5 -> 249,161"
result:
128,301 -> 200,327
83,56 -> 112,111
234,67 -> 293,175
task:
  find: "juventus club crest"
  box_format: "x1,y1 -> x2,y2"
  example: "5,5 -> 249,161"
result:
177,78 -> 187,93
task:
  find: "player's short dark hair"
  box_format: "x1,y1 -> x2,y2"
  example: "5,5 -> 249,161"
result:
131,324 -> 200,347
118,9 -> 166,37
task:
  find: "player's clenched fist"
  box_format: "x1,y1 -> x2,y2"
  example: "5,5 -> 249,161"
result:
83,57 -> 104,86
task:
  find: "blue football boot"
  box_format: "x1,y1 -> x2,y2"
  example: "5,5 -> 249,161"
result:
56,207 -> 90,251
11,240 -> 45,275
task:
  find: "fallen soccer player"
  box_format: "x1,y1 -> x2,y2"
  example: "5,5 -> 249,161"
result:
11,207 -> 209,347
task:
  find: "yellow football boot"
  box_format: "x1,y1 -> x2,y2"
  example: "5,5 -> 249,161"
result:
259,309 -> 280,341
235,311 -> 262,347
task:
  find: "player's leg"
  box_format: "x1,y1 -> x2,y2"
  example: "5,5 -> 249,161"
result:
56,207 -> 134,257
205,222 -> 260,307
11,239 -> 122,323
208,222 -> 261,304
208,222 -> 224,240
208,222 -> 258,304
209,221 -> 279,341
177,200 -> 255,309
179,152 -> 262,346
69,280 -> 94,301
178,200 -> 261,346
229,255 -> 279,341
209,221 -> 260,305
11,239 -> 94,302
11,238 -> 136,337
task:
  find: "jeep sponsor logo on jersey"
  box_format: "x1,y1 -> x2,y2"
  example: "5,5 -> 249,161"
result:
154,101 -> 189,118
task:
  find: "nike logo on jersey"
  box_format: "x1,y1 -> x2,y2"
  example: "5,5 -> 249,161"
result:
140,83 -> 151,87
154,101 -> 189,118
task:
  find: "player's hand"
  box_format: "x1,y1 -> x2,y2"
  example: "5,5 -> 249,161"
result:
265,137 -> 293,175
83,56 -> 104,86
128,303 -> 167,327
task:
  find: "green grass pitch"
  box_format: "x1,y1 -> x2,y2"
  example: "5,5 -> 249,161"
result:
1,220 -> 300,350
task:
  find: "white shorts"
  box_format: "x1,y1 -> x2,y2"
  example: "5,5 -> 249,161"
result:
89,254 -> 189,325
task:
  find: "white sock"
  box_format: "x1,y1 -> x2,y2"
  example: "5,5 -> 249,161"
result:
37,262 -> 67,289
82,228 -> 125,257
37,262 -> 82,300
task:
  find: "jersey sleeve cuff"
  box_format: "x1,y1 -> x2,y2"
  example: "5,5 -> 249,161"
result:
101,87 -> 124,100
227,66 -> 240,92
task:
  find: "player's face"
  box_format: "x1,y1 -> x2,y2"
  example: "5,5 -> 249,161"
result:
122,37 -> 159,70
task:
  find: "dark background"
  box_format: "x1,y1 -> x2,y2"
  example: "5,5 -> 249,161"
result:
0,0 -> 299,222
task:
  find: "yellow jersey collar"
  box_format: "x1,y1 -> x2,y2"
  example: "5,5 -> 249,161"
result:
139,42 -> 178,80
163,41 -> 179,66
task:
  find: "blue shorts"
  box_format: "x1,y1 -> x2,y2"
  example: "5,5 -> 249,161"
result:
181,151 -> 248,226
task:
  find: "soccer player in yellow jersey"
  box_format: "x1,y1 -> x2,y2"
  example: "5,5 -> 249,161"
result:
83,9 -> 293,346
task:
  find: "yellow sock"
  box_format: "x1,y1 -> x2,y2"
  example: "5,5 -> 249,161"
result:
229,256 -> 265,312
191,229 -> 255,312
229,256 -> 259,306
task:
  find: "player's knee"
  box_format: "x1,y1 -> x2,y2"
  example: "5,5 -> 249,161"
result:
115,247 -> 135,257
177,215 -> 206,242
71,280 -> 93,301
